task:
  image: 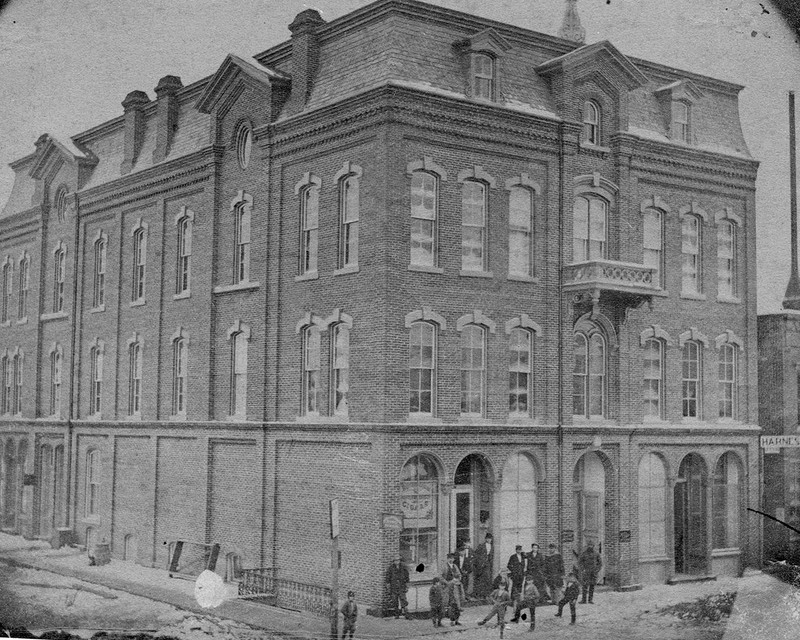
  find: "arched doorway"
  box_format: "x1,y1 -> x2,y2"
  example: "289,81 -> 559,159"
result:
499,452 -> 540,565
451,454 -> 492,552
574,451 -> 607,582
675,453 -> 708,575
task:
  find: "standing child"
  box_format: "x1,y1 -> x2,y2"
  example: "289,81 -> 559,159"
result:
429,577 -> 445,627
341,591 -> 358,640
554,573 -> 580,625
477,574 -> 511,637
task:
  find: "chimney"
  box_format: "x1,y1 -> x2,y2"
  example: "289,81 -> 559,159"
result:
152,75 -> 183,163
286,9 -> 326,115
784,91 -> 800,309
559,0 -> 586,45
120,90 -> 150,175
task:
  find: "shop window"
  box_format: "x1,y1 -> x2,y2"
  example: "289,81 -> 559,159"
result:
712,453 -> 741,549
638,453 -> 667,557
399,454 -> 440,575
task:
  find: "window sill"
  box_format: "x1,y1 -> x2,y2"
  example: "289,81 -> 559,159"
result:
294,271 -> 319,283
213,281 -> 260,294
459,269 -> 494,279
716,295 -> 741,305
89,305 -> 105,314
129,299 -> 146,308
507,274 -> 539,283
123,414 -> 142,422
224,414 -> 248,422
334,264 -> 359,276
643,416 -> 668,424
173,290 -> 191,301
507,414 -> 536,424
460,415 -> 492,425
295,415 -> 346,423
680,291 -> 706,301
407,413 -> 443,424
85,413 -> 103,422
711,547 -> 740,557
82,515 -> 102,525
580,142 -> 612,155
572,416 -> 608,423
168,413 -> 187,422
16,317 -> 27,325
408,264 -> 444,275
40,311 -> 69,322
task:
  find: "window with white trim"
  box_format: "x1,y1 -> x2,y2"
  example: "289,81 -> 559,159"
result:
573,196 -> 607,262
233,202 -> 250,284
172,337 -> 188,416
17,255 -> 29,320
583,101 -> 601,145
1,260 -> 11,323
176,212 -> 192,295
682,341 -> 701,418
409,322 -> 435,415
643,208 -> 663,288
638,453 -> 667,557
50,347 -> 62,417
55,187 -> 68,223
712,453 -> 741,549
331,323 -> 349,416
473,53 -> 495,100
1,355 -> 9,414
718,344 -> 736,419
462,181 -> 487,271
681,215 -> 702,294
301,325 -> 321,416
131,227 -> 147,302
573,329 -> 605,418
12,351 -> 22,415
339,174 -> 359,269
461,325 -> 486,416
508,187 -> 533,277
93,236 -> 106,309
399,454 -> 440,574
672,101 -> 690,143
299,184 -> 319,275
85,449 -> 100,516
235,122 -> 252,170
643,338 -> 664,420
127,340 -> 142,416
508,328 -> 532,416
410,172 -> 437,267
89,343 -> 103,416
717,220 -> 737,298
230,330 -> 248,418
53,246 -> 66,313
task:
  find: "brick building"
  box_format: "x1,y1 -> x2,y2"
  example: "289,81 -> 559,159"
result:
0,0 -> 760,611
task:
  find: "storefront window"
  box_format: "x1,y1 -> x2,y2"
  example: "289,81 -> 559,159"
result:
400,454 -> 439,576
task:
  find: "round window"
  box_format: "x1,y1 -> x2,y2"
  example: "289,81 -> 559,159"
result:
236,124 -> 252,170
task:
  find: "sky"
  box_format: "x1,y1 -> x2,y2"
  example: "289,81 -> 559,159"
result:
0,0 -> 797,313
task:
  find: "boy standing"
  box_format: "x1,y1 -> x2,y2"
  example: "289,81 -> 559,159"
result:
554,573 -> 580,625
477,574 -> 511,637
429,577 -> 445,627
340,591 -> 358,640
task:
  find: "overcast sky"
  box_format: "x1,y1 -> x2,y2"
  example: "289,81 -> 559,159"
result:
0,0 -> 797,313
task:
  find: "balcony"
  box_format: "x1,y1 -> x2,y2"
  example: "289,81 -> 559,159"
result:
563,259 -> 663,310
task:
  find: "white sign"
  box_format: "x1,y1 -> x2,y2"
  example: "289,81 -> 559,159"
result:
330,499 -> 340,539
761,435 -> 800,448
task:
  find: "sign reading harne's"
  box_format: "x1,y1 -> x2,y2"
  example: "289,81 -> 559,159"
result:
761,435 -> 800,448
401,487 -> 436,528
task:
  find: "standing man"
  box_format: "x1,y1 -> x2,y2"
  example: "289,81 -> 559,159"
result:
543,543 -> 565,605
477,573 -> 512,635
473,533 -> 494,599
385,555 -> 410,619
442,553 -> 464,626
506,545 -> 528,604
526,543 -> 548,602
578,542 -> 602,604
457,541 -> 474,599
340,591 -> 358,640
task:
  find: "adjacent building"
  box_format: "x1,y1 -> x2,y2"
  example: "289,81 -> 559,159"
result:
0,0 -> 760,612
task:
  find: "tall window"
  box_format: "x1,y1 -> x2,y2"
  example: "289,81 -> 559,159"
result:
299,184 -> 319,275
93,236 -> 106,308
682,341 -> 701,418
643,208 -> 663,287
583,100 -> 601,145
17,256 -> 28,320
131,227 -> 146,302
499,453 -> 538,564
331,324 -> 349,417
236,123 -> 252,170
55,187 -> 68,223
638,453 -> 667,557
50,348 -> 62,417
172,337 -> 187,416
473,53 -> 494,100
233,202 -> 250,284
461,325 -> 486,416
85,449 -> 100,516
409,322 -> 435,415
643,339 -> 664,419
682,215 -> 701,294
573,196 -> 607,262
12,352 -> 22,415
339,175 -> 359,269
573,331 -> 605,418
176,214 -> 192,295
1,356 -> 9,414
672,101 -> 690,142
230,331 -> 248,417
508,187 -> 533,277
718,344 -> 736,419
127,341 -> 141,416
302,325 -> 321,416
717,220 -> 737,298
1,261 -> 11,323
462,181 -> 487,271
89,344 -> 103,416
712,453 -> 741,548
509,328 -> 532,416
399,454 -> 439,574
53,246 -> 66,312
410,172 -> 437,267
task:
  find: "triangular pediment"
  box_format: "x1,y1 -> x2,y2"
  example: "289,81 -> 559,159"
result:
454,27 -> 513,56
536,40 -> 648,90
196,54 -> 290,114
28,134 -> 95,181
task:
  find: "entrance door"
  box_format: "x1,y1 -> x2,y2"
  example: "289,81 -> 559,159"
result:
674,454 -> 707,574
451,486 -> 473,551
38,445 -> 54,538
452,454 -> 492,553
574,452 -> 606,584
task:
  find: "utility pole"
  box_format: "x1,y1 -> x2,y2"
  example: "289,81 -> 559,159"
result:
330,499 -> 340,640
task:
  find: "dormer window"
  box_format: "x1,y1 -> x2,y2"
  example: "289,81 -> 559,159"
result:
655,79 -> 702,145
455,28 -> 511,103
672,100 -> 690,143
582,101 -> 601,146
473,53 -> 495,101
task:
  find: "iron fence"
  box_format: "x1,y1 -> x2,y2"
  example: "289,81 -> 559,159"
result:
239,568 -> 332,617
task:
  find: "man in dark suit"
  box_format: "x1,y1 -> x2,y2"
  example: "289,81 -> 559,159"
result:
457,540 -> 474,599
527,543 -> 548,602
506,545 -> 528,603
385,555 -> 410,619
473,533 -> 494,598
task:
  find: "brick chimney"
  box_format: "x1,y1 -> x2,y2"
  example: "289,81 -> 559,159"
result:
286,9 -> 326,115
152,75 -> 183,163
120,90 -> 150,175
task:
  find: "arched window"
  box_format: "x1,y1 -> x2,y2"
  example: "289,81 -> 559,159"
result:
582,100 -> 601,145
17,255 -> 29,320
473,53 -> 495,100
49,347 -> 62,417
12,351 -> 23,415
508,187 -> 533,277
399,454 -> 439,574
410,172 -> 437,267
339,174 -> 360,269
331,323 -> 349,417
409,322 -> 436,415
55,187 -> 68,223
643,339 -> 664,420
718,344 -> 737,419
302,325 -> 321,416
682,341 -> 701,418
299,184 -> 319,276
712,453 -> 741,549
681,215 -> 702,294
235,122 -> 252,170
509,328 -> 532,416
131,226 -> 147,302
127,340 -> 142,416
572,196 -> 607,262
573,329 -> 605,418
176,212 -> 192,295
53,245 -> 66,312
93,235 -> 106,309
643,208 -> 663,287
717,220 -> 737,299
461,325 -> 486,417
1,355 -> 10,414
1,259 -> 11,324
230,330 -> 248,418
499,453 -> 538,562
89,343 -> 103,416
462,181 -> 487,272
233,202 -> 251,284
638,453 -> 667,557
172,337 -> 188,417
85,449 -> 101,517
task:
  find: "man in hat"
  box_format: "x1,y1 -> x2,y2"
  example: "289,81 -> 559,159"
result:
544,543 -> 565,605
442,552 -> 464,626
526,543 -> 548,603
340,590 -> 358,639
578,542 -> 602,604
457,540 -> 475,599
385,555 -> 410,619
506,545 -> 528,603
473,533 -> 494,599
